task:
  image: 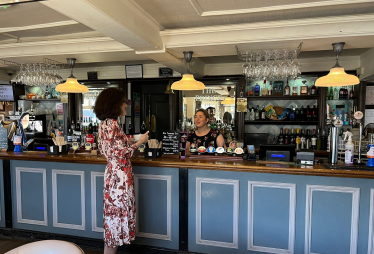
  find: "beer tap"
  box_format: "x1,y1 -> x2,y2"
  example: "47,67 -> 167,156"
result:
354,111 -> 364,164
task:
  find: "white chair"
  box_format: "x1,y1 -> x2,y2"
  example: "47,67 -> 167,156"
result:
5,240 -> 84,254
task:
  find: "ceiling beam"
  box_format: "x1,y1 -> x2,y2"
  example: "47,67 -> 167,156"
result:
0,20 -> 78,33
42,0 -> 204,76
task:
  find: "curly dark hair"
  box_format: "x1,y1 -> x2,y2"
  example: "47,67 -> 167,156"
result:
93,88 -> 127,120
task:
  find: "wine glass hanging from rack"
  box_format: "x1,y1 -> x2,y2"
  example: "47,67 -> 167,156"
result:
236,42 -> 303,80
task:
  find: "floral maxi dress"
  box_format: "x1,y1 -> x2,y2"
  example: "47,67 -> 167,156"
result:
99,119 -> 137,247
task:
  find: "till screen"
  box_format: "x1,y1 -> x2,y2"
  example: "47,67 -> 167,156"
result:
271,154 -> 285,158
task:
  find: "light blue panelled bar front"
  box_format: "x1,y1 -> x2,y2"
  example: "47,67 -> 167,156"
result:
3,159 -> 374,254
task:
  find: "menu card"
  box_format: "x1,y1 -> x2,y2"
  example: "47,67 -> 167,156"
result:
162,130 -> 180,155
0,125 -> 8,151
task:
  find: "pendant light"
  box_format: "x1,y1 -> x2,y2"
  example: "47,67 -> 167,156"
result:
221,86 -> 235,105
171,51 -> 205,90
315,42 -> 359,87
56,58 -> 89,93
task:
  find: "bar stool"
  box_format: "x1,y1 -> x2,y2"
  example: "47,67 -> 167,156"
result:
5,240 -> 84,254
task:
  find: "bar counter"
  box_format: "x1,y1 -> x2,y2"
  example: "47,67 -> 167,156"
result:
0,151 -> 373,179
1,151 -> 374,254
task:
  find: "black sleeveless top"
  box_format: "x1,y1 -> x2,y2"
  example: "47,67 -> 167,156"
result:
187,129 -> 221,148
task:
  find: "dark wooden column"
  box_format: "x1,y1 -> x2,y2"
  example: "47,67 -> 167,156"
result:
358,81 -> 367,125
318,87 -> 327,131
236,77 -> 246,142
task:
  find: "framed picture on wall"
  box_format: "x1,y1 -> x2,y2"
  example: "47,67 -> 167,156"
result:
125,64 -> 143,78
0,102 -> 5,112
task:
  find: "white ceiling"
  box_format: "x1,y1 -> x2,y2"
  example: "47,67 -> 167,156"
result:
0,0 -> 374,79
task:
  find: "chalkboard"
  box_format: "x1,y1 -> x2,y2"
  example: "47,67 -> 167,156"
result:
162,130 -> 180,155
159,67 -> 173,77
0,125 -> 8,150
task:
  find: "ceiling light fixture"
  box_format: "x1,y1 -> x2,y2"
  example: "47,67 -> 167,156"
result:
315,42 -> 359,87
221,86 -> 235,105
171,51 -> 205,91
56,58 -> 88,93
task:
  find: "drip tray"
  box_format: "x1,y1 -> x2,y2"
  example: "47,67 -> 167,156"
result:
323,164 -> 374,171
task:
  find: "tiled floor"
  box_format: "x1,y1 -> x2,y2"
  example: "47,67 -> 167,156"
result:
0,238 -> 103,254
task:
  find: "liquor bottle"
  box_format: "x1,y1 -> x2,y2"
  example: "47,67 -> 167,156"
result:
128,123 -> 133,135
349,86 -> 354,99
284,128 -> 290,145
329,87 -> 333,100
311,129 -> 317,149
292,85 -> 298,96
268,81 -> 273,96
249,108 -> 255,121
245,106 -> 250,121
255,105 -> 260,120
310,82 -> 317,95
71,120 -> 75,131
333,87 -> 339,100
295,105 -> 300,121
260,106 -> 266,120
76,119 -> 80,132
296,128 -> 301,150
316,129 -> 322,150
290,128 -> 295,145
339,87 -> 344,100
300,129 -> 306,149
261,79 -> 268,96
300,105 -> 305,121
254,83 -> 260,96
344,86 -> 349,99
289,105 -> 295,121
312,105 -> 317,121
306,105 -> 311,121
278,128 -> 284,144
305,129 -> 311,149
321,130 -> 327,150
140,121 -> 147,134
284,79 -> 290,96
88,117 -> 93,134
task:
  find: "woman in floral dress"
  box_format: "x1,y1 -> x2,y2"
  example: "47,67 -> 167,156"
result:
94,88 -> 149,254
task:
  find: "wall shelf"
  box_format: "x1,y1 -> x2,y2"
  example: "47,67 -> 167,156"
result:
246,95 -> 318,100
245,120 -> 318,125
23,99 -> 60,102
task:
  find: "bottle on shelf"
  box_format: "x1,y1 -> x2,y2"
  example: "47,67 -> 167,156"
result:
254,83 -> 260,96
333,87 -> 339,100
311,129 -> 317,149
284,128 -> 290,145
289,105 -> 295,121
296,128 -> 301,150
295,105 -> 300,121
300,105 -> 305,121
255,105 -> 260,120
329,87 -> 334,100
249,107 -> 255,121
261,80 -> 268,96
300,129 -> 306,149
306,129 -> 311,149
321,130 -> 327,150
284,79 -> 290,96
245,106 -> 250,121
339,87 -> 344,100
278,128 -> 284,144
310,82 -> 317,95
312,105 -> 317,121
349,86 -> 354,99
268,81 -> 273,96
306,105 -> 311,121
344,86 -> 348,99
316,129 -> 322,150
260,106 -> 266,120
290,128 -> 295,145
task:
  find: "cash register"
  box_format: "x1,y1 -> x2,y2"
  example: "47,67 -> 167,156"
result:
259,144 -> 296,162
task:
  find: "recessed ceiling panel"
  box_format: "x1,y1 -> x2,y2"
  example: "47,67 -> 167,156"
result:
8,24 -> 93,39
135,0 -> 374,29
0,2 -> 70,28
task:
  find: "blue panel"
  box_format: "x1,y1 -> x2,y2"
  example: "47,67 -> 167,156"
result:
311,191 -> 352,254
138,178 -> 168,235
201,182 -> 234,243
21,171 -> 44,222
56,174 -> 82,225
253,186 -> 289,249
95,176 -> 104,229
132,166 -> 179,250
0,160 -> 5,228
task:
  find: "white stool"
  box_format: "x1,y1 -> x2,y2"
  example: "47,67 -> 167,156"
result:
5,240 -> 84,254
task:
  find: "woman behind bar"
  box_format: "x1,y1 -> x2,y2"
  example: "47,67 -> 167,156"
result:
94,88 -> 149,254
186,108 -> 225,152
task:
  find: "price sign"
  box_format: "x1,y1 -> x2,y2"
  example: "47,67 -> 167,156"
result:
162,130 -> 180,155
0,125 -> 8,151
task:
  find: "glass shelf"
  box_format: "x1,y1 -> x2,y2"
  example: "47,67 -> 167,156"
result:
244,120 -> 318,125
246,95 -> 318,100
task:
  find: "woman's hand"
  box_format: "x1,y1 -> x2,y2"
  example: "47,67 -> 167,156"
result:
135,131 -> 149,148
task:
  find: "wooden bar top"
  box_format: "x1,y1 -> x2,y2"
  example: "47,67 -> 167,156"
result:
0,151 -> 373,179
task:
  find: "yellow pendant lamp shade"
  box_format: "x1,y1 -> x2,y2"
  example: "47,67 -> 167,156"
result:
56,77 -> 89,93
315,42 -> 360,87
315,67 -> 359,87
221,96 -> 235,105
55,58 -> 89,93
171,74 -> 205,90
